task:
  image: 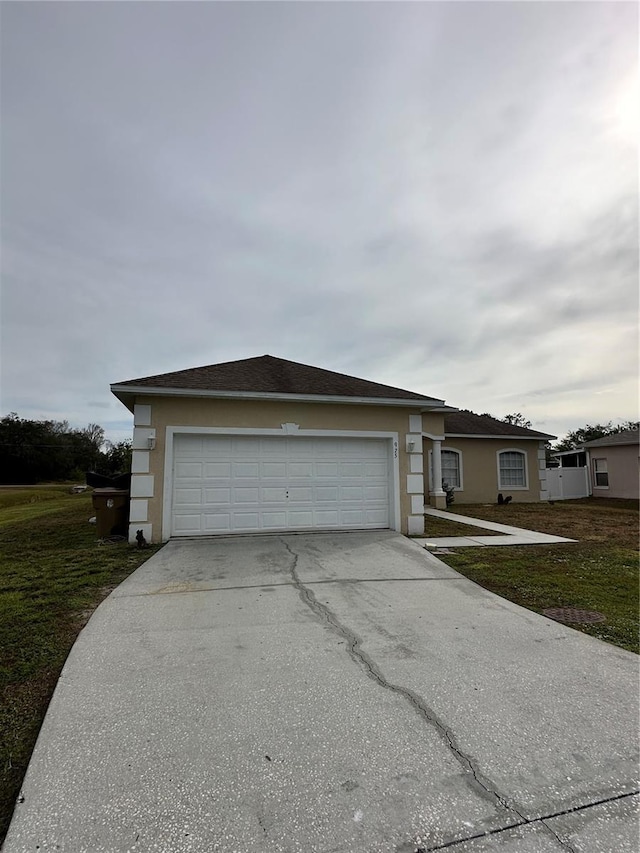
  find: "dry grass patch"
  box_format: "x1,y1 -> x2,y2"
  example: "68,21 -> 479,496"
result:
421,514 -> 502,538
448,498 -> 639,544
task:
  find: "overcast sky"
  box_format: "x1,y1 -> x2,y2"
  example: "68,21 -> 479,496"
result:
1,1 -> 638,444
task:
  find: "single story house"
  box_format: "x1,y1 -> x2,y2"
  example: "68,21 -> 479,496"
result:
111,355 -> 456,543
430,411 -> 555,505
583,429 -> 639,500
111,356 -> 555,543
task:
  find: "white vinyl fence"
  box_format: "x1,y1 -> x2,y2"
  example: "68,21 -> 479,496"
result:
545,467 -> 590,500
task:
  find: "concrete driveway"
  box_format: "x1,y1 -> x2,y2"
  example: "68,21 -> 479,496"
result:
4,532 -> 638,852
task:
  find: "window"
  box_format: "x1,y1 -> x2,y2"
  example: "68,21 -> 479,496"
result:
498,450 -> 527,488
593,458 -> 609,487
441,449 -> 461,489
428,448 -> 463,491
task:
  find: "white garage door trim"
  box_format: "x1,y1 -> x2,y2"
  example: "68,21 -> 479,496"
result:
162,426 -> 400,540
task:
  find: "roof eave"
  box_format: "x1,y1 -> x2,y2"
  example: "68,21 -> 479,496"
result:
444,432 -> 556,441
583,439 -> 639,448
110,384 -> 450,411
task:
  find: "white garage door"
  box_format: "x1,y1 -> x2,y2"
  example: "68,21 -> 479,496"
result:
171,435 -> 391,535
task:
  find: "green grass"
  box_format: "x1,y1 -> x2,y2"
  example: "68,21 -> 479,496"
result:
0,486 -> 72,508
434,500 -> 639,654
0,490 -> 161,843
0,486 -> 90,529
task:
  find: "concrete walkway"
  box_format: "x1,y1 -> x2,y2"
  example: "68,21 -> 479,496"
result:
415,508 -> 577,549
4,532 -> 638,852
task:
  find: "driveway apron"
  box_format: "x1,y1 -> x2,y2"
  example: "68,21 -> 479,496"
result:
4,532 -> 639,852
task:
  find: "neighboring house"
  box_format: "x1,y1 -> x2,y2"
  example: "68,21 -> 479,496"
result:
424,411 -> 556,504
583,429 -> 639,500
111,355 -> 458,543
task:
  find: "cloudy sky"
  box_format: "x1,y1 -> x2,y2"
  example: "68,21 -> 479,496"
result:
1,1 -> 637,444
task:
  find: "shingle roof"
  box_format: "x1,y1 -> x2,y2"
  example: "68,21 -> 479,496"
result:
583,428 -> 639,448
113,355 -> 442,403
445,410 -> 555,440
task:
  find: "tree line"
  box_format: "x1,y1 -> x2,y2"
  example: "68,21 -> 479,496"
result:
490,413 -> 638,450
0,413 -> 132,485
1,411 -> 637,485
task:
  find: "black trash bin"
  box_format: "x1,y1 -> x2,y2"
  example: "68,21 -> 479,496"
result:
92,488 -> 130,538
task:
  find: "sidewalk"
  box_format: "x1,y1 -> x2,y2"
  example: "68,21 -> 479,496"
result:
414,508 -> 577,549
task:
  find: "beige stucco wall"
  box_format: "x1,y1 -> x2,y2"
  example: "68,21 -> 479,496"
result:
590,444 -> 640,500
423,436 -> 546,504
130,395 -> 446,541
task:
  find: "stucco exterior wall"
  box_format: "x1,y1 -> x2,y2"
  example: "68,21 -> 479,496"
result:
128,396 -> 445,541
423,436 -> 546,504
590,444 -> 640,499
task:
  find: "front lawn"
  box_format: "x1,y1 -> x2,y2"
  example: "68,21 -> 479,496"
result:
0,489 -> 160,843
430,499 -> 639,654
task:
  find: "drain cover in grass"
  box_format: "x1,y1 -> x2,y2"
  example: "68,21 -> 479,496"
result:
543,607 -> 606,624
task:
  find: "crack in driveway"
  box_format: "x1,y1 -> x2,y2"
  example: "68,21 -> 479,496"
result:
280,538 -> 520,817
419,790 -> 638,851
280,537 -> 637,852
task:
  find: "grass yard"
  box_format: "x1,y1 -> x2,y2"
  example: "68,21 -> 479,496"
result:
431,498 -> 639,654
0,488 -> 160,843
421,514 -> 502,538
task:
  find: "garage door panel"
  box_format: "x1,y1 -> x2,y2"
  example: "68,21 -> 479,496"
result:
341,462 -> 363,476
366,462 -> 388,477
261,488 -> 287,502
202,435 -> 232,453
288,487 -> 313,502
203,488 -> 231,504
341,486 -> 363,501
261,462 -> 287,477
365,485 -> 387,501
231,438 -> 260,453
315,510 -> 339,526
366,509 -> 389,524
288,462 -> 314,478
174,488 -> 202,505
315,487 -> 338,501
234,488 -> 260,503
261,512 -> 288,528
341,510 -> 365,525
203,462 -> 231,478
259,438 -> 288,455
288,511 -> 314,527
233,513 -> 261,529
315,440 -> 342,456
175,462 -> 202,478
203,513 -> 231,532
316,462 -> 339,478
173,514 -> 202,533
233,462 -> 259,478
177,436 -> 205,455
172,435 -> 391,535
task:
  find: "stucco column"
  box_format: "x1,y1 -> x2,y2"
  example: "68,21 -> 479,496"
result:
430,439 -> 447,509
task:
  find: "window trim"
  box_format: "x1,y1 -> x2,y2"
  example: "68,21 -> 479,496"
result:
440,447 -> 464,491
496,448 -> 529,490
592,457 -> 609,489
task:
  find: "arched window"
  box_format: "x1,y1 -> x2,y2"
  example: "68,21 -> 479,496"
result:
497,450 -> 528,489
441,449 -> 462,489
